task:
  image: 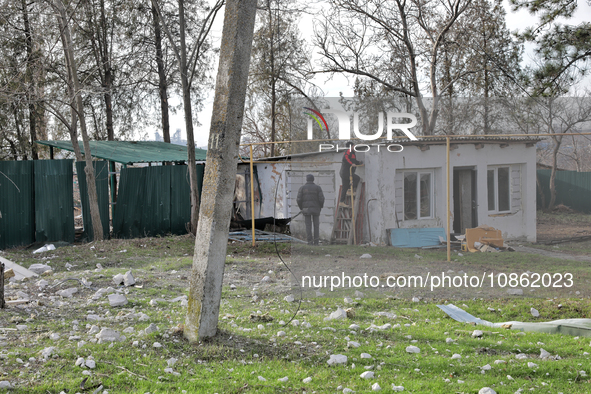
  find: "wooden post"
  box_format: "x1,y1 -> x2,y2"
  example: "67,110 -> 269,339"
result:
446,137 -> 451,263
0,262 -> 5,309
350,166 -> 355,245
184,0 -> 257,342
250,145 -> 255,246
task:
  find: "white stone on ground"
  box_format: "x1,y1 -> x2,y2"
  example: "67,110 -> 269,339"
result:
144,323 -> 158,335
167,358 -> 177,367
360,353 -> 372,359
405,346 -> 420,354
95,328 -> 121,342
515,353 -> 527,360
360,371 -> 374,379
123,271 -> 135,286
360,254 -> 372,259
348,341 -> 360,348
540,348 -> 551,359
392,385 -> 404,391
258,376 -> 266,381
327,354 -> 347,365
108,294 -> 128,307
277,331 -> 286,337
85,359 -> 96,369
0,381 -> 12,389
57,288 -> 78,298
472,330 -> 483,338
75,357 -> 85,367
349,324 -> 360,330
446,337 -> 454,343
325,307 -> 347,321
303,377 -> 312,383
478,388 -> 496,394
530,307 -> 540,317
451,354 -> 461,360
284,295 -> 294,302
278,377 -> 288,382
153,342 -> 162,348
371,382 -> 381,391
528,362 -> 538,368
112,273 -> 124,285
481,364 -> 492,371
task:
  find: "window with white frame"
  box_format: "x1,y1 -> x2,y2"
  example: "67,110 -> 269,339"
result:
487,166 -> 511,212
403,171 -> 433,220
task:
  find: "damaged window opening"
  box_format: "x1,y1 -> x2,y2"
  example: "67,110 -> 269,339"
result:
403,171 -> 433,220
488,166 -> 511,213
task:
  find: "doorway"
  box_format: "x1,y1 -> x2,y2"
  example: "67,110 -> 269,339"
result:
453,167 -> 477,234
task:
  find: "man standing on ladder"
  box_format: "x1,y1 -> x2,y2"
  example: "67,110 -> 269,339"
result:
339,141 -> 363,207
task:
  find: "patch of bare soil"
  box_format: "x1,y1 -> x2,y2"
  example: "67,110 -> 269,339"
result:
537,210 -> 591,242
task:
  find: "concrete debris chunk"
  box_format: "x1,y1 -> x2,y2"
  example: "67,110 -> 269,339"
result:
327,354 -> 347,365
144,323 -> 159,335
28,264 -> 52,275
108,294 -> 128,307
123,271 -> 135,286
112,274 -> 125,286
325,307 -> 347,321
55,287 -> 77,298
95,328 -> 121,342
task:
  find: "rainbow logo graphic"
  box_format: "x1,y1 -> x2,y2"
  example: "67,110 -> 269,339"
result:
303,107 -> 329,138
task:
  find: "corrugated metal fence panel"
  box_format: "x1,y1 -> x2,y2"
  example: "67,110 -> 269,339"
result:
0,161 -> 34,249
141,166 -> 172,236
113,165 -> 205,238
170,165 -> 204,234
113,167 -> 146,238
34,160 -> 75,243
76,161 -> 110,241
537,169 -> 591,212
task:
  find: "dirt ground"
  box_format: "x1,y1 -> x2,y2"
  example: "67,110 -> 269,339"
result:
536,210 -> 591,242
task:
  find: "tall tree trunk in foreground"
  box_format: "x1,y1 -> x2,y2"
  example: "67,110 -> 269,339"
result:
185,0 -> 257,341
53,0 -> 104,241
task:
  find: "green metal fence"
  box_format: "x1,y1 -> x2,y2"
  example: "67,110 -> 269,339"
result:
76,161 -> 110,241
113,164 -> 204,238
34,160 -> 75,244
0,161 -> 34,249
0,160 -> 76,249
537,169 -> 591,212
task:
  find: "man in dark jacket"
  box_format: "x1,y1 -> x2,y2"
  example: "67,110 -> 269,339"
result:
340,141 -> 363,205
296,174 -> 325,245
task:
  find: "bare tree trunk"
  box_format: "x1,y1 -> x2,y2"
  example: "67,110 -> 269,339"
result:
536,172 -> 546,211
548,136 -> 562,210
22,0 -> 39,160
151,3 -> 171,143
177,0 -> 200,234
185,0 -> 257,342
53,0 -> 104,241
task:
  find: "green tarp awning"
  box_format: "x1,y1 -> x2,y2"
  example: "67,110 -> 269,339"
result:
36,140 -> 207,165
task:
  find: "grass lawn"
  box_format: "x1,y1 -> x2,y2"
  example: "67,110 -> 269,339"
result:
1,235 -> 590,393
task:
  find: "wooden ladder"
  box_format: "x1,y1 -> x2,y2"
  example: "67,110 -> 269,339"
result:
331,182 -> 365,245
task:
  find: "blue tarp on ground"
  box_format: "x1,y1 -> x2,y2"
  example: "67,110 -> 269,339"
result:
389,227 -> 446,248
